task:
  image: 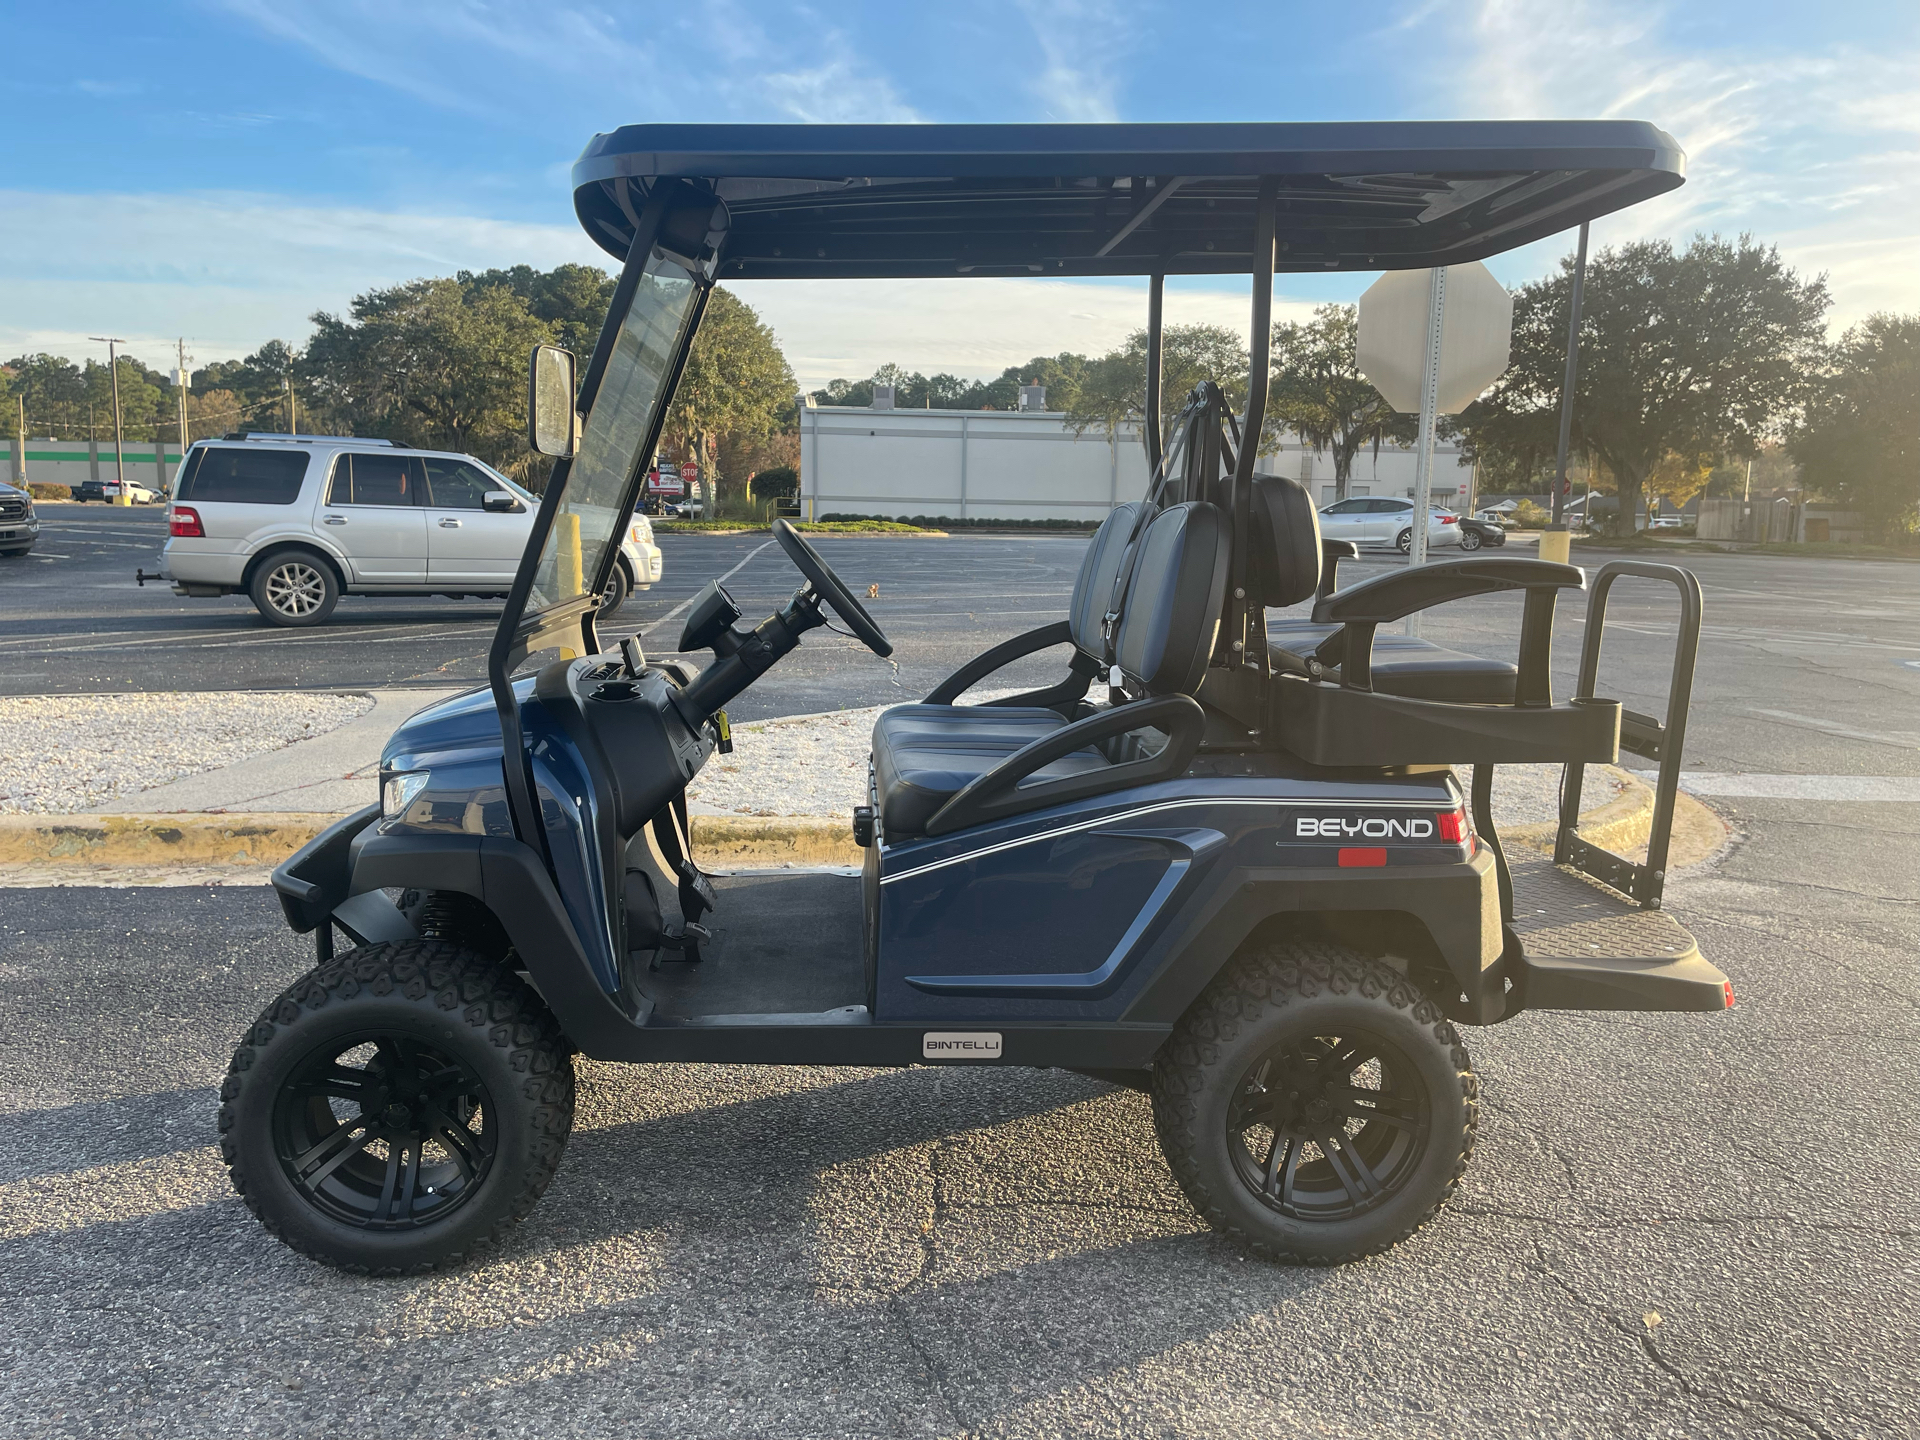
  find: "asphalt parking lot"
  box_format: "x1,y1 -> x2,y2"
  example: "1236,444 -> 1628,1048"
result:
1,504 -> 1917,1436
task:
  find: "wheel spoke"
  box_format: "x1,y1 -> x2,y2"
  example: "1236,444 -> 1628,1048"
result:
296,1064 -> 371,1101
1319,1130 -> 1379,1201
394,1140 -> 421,1220
1277,1136 -> 1305,1208
1325,1039 -> 1379,1076
424,1106 -> 483,1181
373,1140 -> 402,1224
299,1123 -> 374,1186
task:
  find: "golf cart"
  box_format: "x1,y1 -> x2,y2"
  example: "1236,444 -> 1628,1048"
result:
225,121 -> 1726,1274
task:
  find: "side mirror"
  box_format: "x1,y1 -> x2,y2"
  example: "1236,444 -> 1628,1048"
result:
482,491 -> 523,513
527,345 -> 577,458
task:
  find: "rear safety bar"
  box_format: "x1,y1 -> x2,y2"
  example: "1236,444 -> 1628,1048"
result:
1555,560 -> 1703,910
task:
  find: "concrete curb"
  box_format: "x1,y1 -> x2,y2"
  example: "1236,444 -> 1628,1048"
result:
0,813 -> 340,868
0,764 -> 1727,880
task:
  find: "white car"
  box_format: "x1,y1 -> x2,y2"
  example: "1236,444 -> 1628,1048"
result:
158,435 -> 663,627
1317,497 -> 1463,553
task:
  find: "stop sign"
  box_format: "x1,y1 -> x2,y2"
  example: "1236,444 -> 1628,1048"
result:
1356,262 -> 1514,414
680,462 -> 698,487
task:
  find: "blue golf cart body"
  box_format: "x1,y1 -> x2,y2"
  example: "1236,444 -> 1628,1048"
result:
238,121 -> 1728,1272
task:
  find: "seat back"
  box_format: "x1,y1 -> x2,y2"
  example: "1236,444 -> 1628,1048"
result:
1247,473 -> 1322,607
1066,501 -> 1144,657
1113,502 -> 1231,697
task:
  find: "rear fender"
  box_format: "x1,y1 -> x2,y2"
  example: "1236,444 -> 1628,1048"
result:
1121,850 -> 1506,1026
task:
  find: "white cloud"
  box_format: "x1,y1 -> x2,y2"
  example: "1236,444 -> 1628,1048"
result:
1415,0 -> 1920,328
1016,0 -> 1132,122
733,277 -> 1320,389
0,190 -> 603,368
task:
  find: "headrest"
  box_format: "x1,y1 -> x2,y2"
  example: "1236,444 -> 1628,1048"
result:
1114,502 -> 1231,698
1247,474 -> 1322,608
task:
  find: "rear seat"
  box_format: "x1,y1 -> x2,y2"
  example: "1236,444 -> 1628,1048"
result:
1251,476 -> 1519,703
871,501 -> 1228,839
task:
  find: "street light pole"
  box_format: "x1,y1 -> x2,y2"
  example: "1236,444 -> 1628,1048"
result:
90,336 -> 128,502
1544,222 -> 1589,562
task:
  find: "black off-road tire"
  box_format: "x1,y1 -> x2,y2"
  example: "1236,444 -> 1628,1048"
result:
219,940 -> 575,1274
1152,940 -> 1476,1264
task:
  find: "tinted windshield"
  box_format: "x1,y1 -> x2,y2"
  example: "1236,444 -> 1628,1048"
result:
527,252 -> 699,612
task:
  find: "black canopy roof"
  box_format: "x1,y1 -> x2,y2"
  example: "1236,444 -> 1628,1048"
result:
572,121 -> 1684,279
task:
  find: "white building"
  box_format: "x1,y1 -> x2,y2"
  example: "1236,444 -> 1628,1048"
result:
796,398 -> 1477,522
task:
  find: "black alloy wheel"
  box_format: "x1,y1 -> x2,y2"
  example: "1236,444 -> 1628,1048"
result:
272,1032 -> 497,1231
1153,941 -> 1476,1263
1224,1028 -> 1431,1223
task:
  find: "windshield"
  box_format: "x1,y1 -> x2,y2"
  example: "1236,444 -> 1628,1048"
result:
526,251 -> 700,613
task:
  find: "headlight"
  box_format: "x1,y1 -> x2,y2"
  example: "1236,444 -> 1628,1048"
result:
382,770 -> 430,819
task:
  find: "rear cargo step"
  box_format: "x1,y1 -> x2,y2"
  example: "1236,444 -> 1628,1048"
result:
1507,857 -> 1729,1013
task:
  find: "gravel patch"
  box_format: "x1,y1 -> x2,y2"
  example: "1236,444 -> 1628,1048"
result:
689,699 -> 1625,826
0,692 -> 374,815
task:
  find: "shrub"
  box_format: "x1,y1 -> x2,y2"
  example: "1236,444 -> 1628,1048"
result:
1510,499 -> 1552,528
27,482 -> 71,500
749,466 -> 797,501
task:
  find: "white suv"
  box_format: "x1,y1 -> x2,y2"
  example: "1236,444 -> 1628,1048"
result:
160,435 -> 662,627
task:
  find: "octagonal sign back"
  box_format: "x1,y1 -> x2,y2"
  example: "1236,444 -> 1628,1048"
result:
1356,262 -> 1515,415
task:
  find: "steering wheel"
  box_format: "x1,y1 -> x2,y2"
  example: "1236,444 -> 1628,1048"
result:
772,519 -> 893,657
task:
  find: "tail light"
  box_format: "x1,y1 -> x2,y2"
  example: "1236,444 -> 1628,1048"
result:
1440,514 -> 1458,524
1437,807 -> 1476,854
170,505 -> 204,538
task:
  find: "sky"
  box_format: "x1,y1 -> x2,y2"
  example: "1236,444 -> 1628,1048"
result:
3,0 -> 1915,390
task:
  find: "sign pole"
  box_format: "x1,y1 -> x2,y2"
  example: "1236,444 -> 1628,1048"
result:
1406,267 -> 1447,638
1545,221 -> 1589,560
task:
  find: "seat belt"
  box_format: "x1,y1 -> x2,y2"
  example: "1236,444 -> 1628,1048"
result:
649,792 -> 716,966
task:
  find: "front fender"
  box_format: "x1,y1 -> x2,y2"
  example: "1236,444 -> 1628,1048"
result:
275,810 -> 639,1056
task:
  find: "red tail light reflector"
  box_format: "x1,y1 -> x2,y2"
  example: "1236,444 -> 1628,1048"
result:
1723,981 -> 1735,1008
1437,810 -> 1469,843
1338,847 -> 1388,868
170,505 -> 204,538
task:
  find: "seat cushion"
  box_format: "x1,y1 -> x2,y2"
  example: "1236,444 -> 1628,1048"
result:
871,709 -> 1106,837
1268,638 -> 1518,704
875,703 -> 1066,743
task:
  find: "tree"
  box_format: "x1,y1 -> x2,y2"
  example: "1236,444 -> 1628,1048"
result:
809,352 -> 1091,413
1791,312 -> 1919,539
304,277 -> 555,471
458,263 -> 615,356
1066,324 -> 1248,442
3,354 -> 86,436
1456,234 -> 1829,532
1264,304 -> 1415,501
661,286 -> 796,511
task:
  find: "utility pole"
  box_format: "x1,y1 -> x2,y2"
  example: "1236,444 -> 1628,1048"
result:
175,339 -> 191,456
285,375 -> 297,435
90,337 -> 127,502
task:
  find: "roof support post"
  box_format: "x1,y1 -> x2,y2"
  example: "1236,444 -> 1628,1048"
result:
1227,180 -> 1278,682
1144,272 -> 1165,474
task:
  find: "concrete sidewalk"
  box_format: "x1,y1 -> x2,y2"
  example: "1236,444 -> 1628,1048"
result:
87,687 -> 469,816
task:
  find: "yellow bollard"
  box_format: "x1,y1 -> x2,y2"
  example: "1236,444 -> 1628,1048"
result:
559,511 -> 583,597
1537,527 -> 1571,565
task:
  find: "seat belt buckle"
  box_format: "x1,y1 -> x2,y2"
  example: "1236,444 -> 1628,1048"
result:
711,710 -> 734,755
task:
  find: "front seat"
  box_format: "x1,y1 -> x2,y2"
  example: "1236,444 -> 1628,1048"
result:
870,501 -> 1229,840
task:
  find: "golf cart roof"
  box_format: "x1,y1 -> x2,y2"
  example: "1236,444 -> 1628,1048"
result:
572,121 -> 1685,279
